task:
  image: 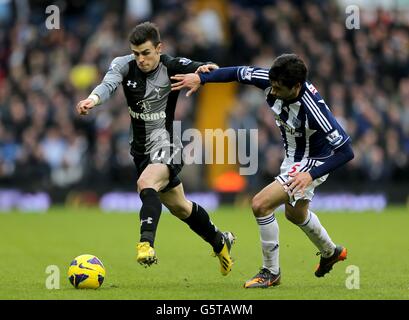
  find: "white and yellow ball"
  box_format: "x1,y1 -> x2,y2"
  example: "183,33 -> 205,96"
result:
68,254 -> 106,289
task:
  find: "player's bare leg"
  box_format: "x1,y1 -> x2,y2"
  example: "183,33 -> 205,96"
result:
284,199 -> 309,224
137,163 -> 170,193
159,183 -> 192,219
285,200 -> 346,277
245,181 -> 287,288
251,181 -> 288,218
136,164 -> 170,267
160,184 -> 236,276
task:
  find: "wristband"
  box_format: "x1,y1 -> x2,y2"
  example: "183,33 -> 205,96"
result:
88,94 -> 100,105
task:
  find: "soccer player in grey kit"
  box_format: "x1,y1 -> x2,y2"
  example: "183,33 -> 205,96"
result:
76,22 -> 235,275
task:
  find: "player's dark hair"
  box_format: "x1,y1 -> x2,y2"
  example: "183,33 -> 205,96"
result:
129,22 -> 161,46
269,53 -> 307,88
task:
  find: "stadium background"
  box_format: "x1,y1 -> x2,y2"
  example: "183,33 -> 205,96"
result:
0,0 -> 408,211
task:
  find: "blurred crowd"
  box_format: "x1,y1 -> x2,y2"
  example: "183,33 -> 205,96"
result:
0,0 -> 408,195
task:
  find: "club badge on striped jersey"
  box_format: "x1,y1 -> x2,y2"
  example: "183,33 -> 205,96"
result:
292,117 -> 302,129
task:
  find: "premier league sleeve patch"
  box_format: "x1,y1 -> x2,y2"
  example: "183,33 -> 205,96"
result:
326,129 -> 343,147
238,66 -> 254,81
178,58 -> 192,65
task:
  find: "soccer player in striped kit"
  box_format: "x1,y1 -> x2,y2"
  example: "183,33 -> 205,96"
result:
171,54 -> 354,288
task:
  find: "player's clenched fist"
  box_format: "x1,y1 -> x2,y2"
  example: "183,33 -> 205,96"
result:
76,98 -> 96,115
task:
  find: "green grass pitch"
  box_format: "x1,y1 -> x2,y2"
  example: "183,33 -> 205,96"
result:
0,206 -> 408,300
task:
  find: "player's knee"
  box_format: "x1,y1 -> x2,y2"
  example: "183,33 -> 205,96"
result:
137,177 -> 154,192
251,196 -> 269,217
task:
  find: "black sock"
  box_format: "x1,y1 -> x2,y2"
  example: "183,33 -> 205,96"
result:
181,202 -> 223,253
139,188 -> 162,247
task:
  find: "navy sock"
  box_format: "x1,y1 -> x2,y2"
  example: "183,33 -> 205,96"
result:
181,202 -> 223,252
139,188 -> 162,247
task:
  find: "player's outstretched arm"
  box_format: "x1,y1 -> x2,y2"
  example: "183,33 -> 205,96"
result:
170,66 -> 242,96
75,56 -> 129,115
171,66 -> 271,96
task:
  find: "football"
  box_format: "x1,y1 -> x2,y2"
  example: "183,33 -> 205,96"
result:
68,254 -> 106,289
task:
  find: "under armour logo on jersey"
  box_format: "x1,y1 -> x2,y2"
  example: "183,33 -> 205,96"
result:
140,217 -> 153,225
127,80 -> 137,88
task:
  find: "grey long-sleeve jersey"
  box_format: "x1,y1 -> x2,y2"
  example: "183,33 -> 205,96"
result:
91,54 -> 206,156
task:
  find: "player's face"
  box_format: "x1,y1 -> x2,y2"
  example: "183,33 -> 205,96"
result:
270,81 -> 300,100
131,41 -> 162,73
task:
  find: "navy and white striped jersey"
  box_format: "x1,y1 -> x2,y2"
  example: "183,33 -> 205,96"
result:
228,66 -> 350,162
